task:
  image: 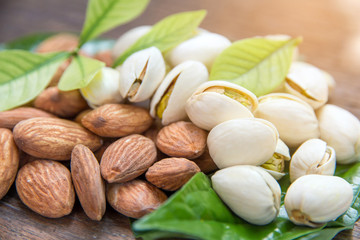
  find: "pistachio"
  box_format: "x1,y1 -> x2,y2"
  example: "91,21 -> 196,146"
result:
255,93 -> 320,148
261,139 -> 290,180
316,104 -> 360,164
212,165 -> 281,225
185,80 -> 258,130
207,118 -> 279,168
119,47 -> 165,102
289,139 -> 336,182
150,61 -> 208,125
285,175 -> 353,227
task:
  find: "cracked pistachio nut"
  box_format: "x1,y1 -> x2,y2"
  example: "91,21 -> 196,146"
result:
112,26 -> 151,59
208,118 -> 279,169
166,31 -> 231,69
212,165 -> 281,225
316,104 -> 360,164
119,47 -> 166,102
185,80 -> 258,131
255,93 -> 320,148
285,61 -> 329,109
261,139 -> 290,180
150,61 -> 208,125
285,175 -> 353,227
289,139 -> 336,182
80,67 -> 123,109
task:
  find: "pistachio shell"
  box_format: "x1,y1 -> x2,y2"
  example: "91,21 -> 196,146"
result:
207,118 -> 279,168
255,93 -> 320,148
185,80 -> 258,130
289,139 -> 336,182
285,175 -> 353,227
119,47 -> 166,102
150,61 -> 208,125
261,139 -> 290,180
80,67 -> 123,108
212,165 -> 281,225
316,104 -> 360,164
262,169 -> 285,180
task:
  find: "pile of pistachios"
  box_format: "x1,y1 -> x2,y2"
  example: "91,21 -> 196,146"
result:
82,27 -> 359,227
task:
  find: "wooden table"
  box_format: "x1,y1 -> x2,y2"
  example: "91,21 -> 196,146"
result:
1,0 -> 359,239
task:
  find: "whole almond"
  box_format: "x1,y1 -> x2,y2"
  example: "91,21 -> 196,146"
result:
71,144 -> 106,221
82,104 -> 153,137
146,158 -> 200,191
100,134 -> 156,183
34,87 -> 88,118
16,160 -> 75,218
36,33 -> 79,53
13,117 -> 103,160
0,129 -> 19,199
0,107 -> 56,129
107,179 -> 167,219
94,50 -> 113,67
74,109 -> 92,124
192,147 -> 218,174
156,121 -> 207,159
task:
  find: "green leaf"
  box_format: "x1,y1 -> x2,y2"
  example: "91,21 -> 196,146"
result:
296,226 -> 351,240
58,54 -> 105,91
79,0 -> 150,46
209,37 -> 302,96
0,33 -> 54,51
113,10 -> 207,67
0,50 -> 69,111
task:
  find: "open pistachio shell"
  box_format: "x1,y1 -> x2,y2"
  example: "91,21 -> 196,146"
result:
261,139 -> 290,180
255,93 -> 320,148
119,47 -> 165,102
185,80 -> 258,130
208,118 -> 279,169
289,139 -> 336,182
150,61 -> 208,125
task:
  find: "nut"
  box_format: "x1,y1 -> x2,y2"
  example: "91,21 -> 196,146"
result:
100,134 -> 157,183
192,147 -> 218,174
16,160 -> 75,218
71,144 -> 106,221
94,50 -> 114,67
81,103 -> 153,137
13,117 -> 103,160
145,157 -> 200,191
36,33 -> 79,53
156,121 -> 207,159
0,128 -> 19,199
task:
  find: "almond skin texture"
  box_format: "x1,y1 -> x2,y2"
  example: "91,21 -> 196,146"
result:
192,147 -> 218,174
0,107 -> 56,129
146,157 -> 200,191
71,144 -> 106,221
16,160 -> 75,218
100,134 -> 156,183
156,121 -> 207,159
107,179 -> 167,219
0,129 -> 19,199
13,117 -> 103,160
34,87 -> 88,118
82,104 -> 153,137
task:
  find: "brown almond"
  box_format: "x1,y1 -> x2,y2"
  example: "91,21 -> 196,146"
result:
0,107 -> 56,129
146,157 -> 200,191
13,117 -> 103,160
71,144 -> 106,221
48,59 -> 71,87
0,129 -> 19,199
34,87 -> 88,118
94,50 -> 113,67
81,104 -> 153,137
74,109 -> 92,124
16,160 -> 75,218
107,179 -> 167,219
192,147 -> 218,174
100,134 -> 156,183
156,121 -> 207,159
36,33 -> 79,53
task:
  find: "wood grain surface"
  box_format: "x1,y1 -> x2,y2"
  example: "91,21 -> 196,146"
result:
1,0 -> 360,239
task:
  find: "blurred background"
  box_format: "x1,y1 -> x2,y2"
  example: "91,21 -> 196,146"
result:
0,0 -> 359,116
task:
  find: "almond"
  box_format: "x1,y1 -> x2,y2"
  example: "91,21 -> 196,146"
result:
145,157 -> 200,191
100,134 -> 156,183
74,109 -> 92,124
94,50 -> 113,67
16,160 -> 75,218
107,179 -> 167,219
192,147 -> 218,174
0,107 -> 56,129
48,59 -> 71,87
81,104 -> 153,137
71,144 -> 106,221
34,87 -> 88,118
0,129 -> 19,199
156,121 -> 207,159
36,33 -> 79,53
13,117 -> 103,160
